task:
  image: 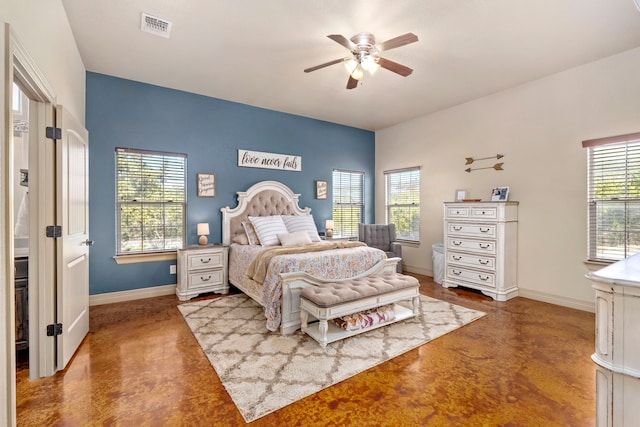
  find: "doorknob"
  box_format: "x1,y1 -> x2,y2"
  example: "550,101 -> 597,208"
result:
84,239 -> 94,246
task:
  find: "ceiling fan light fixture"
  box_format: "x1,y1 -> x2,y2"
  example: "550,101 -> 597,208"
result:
350,65 -> 364,81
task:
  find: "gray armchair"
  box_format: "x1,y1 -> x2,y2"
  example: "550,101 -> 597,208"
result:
358,223 -> 403,273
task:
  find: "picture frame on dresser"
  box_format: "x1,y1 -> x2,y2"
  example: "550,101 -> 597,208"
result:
455,189 -> 468,202
490,186 -> 509,201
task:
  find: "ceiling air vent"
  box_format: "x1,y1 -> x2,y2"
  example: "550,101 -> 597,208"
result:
141,13 -> 173,38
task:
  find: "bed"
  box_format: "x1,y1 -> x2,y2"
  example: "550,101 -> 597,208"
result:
221,180 -> 399,334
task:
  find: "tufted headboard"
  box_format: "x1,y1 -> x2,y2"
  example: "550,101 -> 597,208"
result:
220,181 -> 311,245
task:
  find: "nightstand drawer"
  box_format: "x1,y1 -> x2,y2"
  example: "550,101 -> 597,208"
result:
188,251 -> 224,270
188,269 -> 224,288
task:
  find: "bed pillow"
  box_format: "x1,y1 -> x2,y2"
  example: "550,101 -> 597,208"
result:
241,220 -> 261,245
232,233 -> 249,245
278,231 -> 312,246
249,215 -> 288,247
282,215 -> 321,242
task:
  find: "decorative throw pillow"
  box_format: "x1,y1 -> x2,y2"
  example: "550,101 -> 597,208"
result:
241,221 -> 261,245
232,233 -> 249,245
248,215 -> 288,247
281,215 -> 321,242
278,231 -> 312,246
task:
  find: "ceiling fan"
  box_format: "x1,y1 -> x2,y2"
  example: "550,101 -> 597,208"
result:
304,32 -> 418,89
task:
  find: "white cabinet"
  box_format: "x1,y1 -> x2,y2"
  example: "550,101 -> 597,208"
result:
176,245 -> 229,301
443,202 -> 518,301
587,254 -> 640,427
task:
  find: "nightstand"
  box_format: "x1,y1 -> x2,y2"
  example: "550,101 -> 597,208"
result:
176,245 -> 229,301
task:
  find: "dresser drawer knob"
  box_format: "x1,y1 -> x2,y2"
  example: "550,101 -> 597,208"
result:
453,255 -> 462,261
200,275 -> 212,282
452,270 -> 462,276
479,243 -> 490,249
479,227 -> 490,233
478,275 -> 489,281
453,241 -> 462,246
479,260 -> 489,265
200,258 -> 212,263
453,226 -> 462,231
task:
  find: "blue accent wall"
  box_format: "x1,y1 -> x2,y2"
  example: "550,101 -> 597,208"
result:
86,72 -> 375,295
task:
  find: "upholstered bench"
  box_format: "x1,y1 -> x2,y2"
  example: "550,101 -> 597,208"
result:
299,273 -> 420,347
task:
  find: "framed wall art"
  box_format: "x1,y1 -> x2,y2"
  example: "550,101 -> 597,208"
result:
316,180 -> 328,199
198,173 -> 216,197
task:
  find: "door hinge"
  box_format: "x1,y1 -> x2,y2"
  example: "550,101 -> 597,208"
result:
45,126 -> 62,139
46,323 -> 63,337
46,225 -> 62,238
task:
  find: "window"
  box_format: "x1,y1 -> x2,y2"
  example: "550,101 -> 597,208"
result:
385,167 -> 420,242
332,169 -> 364,238
116,148 -> 186,254
583,132 -> 640,262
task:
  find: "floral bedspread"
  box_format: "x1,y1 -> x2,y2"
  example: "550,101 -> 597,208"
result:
228,243 -> 386,331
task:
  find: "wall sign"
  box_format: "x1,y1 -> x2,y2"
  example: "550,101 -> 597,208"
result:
238,149 -> 301,172
198,173 -> 216,197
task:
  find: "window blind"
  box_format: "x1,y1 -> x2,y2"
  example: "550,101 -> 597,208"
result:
332,169 -> 364,238
385,167 -> 420,242
116,148 -> 187,254
586,139 -> 640,261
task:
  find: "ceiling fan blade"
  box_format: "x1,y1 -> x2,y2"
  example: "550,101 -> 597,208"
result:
377,32 -> 418,52
377,57 -> 413,77
304,58 -> 345,73
327,34 -> 356,51
346,76 -> 358,89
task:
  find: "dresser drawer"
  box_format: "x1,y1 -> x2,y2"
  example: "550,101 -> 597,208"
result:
447,223 -> 496,238
447,252 -> 495,271
447,238 -> 496,255
188,251 -> 224,270
188,269 -> 224,288
446,206 -> 470,219
447,266 -> 496,288
470,206 -> 497,220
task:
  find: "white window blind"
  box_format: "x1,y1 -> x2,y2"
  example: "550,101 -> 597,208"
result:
385,167 -> 420,242
116,147 -> 186,254
584,134 -> 640,262
332,169 -> 364,238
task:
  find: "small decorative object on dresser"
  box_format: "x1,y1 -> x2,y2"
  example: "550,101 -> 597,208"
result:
325,219 -> 334,237
455,189 -> 468,202
442,201 -> 518,301
176,245 -> 229,301
197,223 -> 210,245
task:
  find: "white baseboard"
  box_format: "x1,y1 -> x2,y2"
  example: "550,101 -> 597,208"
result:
404,265 -> 432,277
518,288 -> 595,313
89,284 -> 176,306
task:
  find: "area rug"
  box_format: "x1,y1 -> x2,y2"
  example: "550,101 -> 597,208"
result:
178,294 -> 485,423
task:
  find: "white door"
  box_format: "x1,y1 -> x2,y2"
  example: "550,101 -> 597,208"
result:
55,106 -> 90,370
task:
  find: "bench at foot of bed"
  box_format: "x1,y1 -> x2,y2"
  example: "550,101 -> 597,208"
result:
299,273 -> 420,347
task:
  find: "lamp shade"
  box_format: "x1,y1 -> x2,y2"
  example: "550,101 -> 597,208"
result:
197,223 -> 210,236
325,220 -> 334,230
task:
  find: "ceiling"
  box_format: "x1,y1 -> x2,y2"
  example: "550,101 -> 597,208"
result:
61,0 -> 640,131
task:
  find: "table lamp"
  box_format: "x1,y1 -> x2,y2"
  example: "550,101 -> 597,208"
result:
197,223 -> 210,245
325,219 -> 334,238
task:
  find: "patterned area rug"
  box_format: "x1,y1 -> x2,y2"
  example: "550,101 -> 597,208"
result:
178,293 -> 485,423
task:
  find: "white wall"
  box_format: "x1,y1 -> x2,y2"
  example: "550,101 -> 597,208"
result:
0,0 -> 86,122
376,47 -> 640,310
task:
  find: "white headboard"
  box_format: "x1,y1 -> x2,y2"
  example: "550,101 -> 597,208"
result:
220,181 -> 311,245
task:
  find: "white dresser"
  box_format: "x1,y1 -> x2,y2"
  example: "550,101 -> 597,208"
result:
586,254 -> 640,427
442,201 -> 518,301
176,245 -> 229,301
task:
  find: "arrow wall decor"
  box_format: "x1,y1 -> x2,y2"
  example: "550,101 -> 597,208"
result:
465,163 -> 504,173
465,154 -> 503,165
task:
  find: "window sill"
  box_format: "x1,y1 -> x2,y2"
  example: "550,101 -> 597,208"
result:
397,240 -> 420,248
113,251 -> 177,265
